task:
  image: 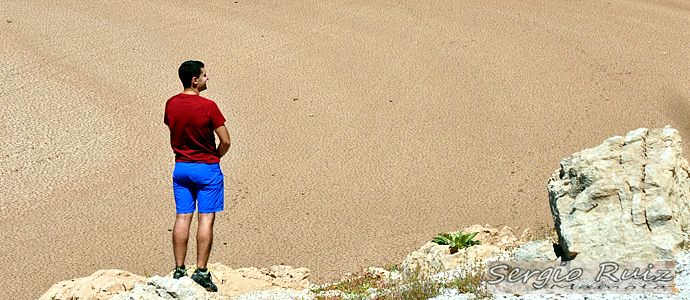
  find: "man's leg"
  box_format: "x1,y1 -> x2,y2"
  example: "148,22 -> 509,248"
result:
173,213 -> 194,267
196,212 -> 216,268
172,162 -> 197,269
189,163 -> 222,292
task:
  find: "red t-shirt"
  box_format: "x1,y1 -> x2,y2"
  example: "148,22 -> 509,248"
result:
164,93 -> 226,163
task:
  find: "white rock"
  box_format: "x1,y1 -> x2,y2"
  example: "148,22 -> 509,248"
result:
112,276 -> 228,300
39,269 -> 145,300
512,240 -> 557,261
548,127 -> 690,262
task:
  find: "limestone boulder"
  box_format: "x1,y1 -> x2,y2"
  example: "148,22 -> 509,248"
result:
159,263 -> 309,297
400,241 -> 451,275
512,240 -> 557,261
111,276 -> 229,300
548,126 -> 690,261
400,225 -> 526,277
40,263 -> 310,300
39,269 -> 145,300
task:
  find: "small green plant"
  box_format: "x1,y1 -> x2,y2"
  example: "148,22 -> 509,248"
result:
432,231 -> 481,254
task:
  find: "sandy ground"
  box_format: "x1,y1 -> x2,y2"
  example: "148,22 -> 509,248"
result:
1,0 -> 689,298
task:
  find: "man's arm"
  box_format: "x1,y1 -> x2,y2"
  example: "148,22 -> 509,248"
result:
214,125 -> 231,158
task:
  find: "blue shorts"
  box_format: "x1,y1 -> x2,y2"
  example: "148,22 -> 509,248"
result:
172,162 -> 224,214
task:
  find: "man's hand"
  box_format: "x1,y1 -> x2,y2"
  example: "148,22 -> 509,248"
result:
214,125 -> 231,158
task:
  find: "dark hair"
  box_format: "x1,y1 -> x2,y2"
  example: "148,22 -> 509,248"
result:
178,60 -> 205,89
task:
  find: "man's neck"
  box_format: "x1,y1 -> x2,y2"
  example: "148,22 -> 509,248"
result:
182,88 -> 200,95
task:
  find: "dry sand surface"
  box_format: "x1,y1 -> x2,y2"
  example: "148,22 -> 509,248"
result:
1,0 -> 690,298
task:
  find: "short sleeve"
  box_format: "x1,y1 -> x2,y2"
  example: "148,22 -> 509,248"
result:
163,100 -> 170,125
209,101 -> 226,129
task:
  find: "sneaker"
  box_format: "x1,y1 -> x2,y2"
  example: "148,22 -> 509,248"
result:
191,268 -> 218,292
173,266 -> 188,279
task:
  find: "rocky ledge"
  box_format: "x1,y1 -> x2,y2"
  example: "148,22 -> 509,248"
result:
41,127 -> 690,300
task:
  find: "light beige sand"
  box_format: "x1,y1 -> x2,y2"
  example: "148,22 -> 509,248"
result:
1,0 -> 690,298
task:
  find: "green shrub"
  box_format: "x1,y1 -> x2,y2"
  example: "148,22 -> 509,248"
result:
432,231 -> 481,254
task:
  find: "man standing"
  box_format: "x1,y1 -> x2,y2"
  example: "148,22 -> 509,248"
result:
164,60 -> 231,292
